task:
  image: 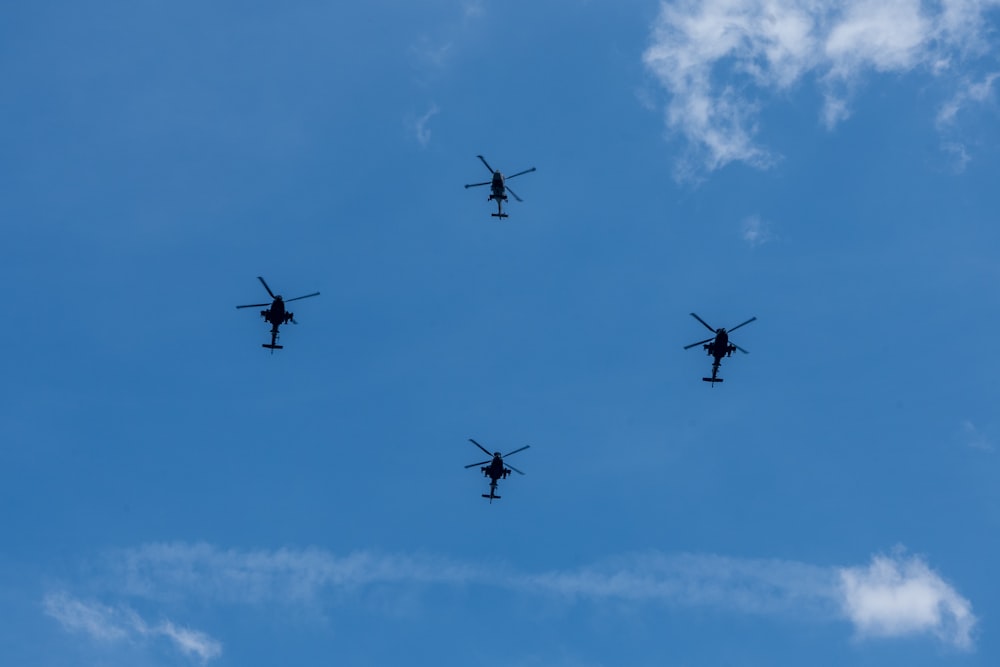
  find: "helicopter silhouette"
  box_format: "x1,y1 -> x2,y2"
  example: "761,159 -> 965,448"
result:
684,313 -> 756,385
464,438 -> 529,503
236,276 -> 319,351
464,155 -> 536,219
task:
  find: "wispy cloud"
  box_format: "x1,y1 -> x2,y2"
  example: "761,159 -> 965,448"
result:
409,2 -> 487,80
43,592 -> 129,642
64,542 -> 976,650
462,0 -> 486,20
741,215 -> 772,247
517,552 -> 839,617
839,550 -> 976,649
961,420 -> 994,451
941,141 -> 973,173
413,104 -> 440,147
156,620 -> 223,662
43,591 -> 222,663
114,543 -> 482,605
642,0 -> 1000,176
936,72 -> 999,126
412,36 -> 455,72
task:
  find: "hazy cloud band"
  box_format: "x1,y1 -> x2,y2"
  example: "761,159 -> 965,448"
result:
48,542 -> 976,657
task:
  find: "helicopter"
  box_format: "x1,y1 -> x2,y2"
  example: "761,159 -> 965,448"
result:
464,155 -> 536,219
464,438 -> 530,503
684,312 -> 756,384
236,276 -> 320,351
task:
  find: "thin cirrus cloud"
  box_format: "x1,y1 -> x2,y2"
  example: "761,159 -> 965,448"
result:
741,215 -> 772,246
961,420 -> 994,451
937,72 -> 1000,126
43,591 -> 222,664
642,0 -> 1000,176
44,542 -> 977,653
413,104 -> 441,147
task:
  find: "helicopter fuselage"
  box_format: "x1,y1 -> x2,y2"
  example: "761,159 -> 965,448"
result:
482,455 -> 510,481
261,297 -> 294,330
704,330 -> 735,362
489,172 -> 506,202
702,330 -> 736,383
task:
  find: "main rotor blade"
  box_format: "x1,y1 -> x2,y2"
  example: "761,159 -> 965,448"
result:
727,316 -> 757,333
505,185 -> 523,202
507,464 -> 525,475
469,438 -> 492,457
236,303 -> 269,309
503,445 -> 530,458
733,344 -> 749,354
476,155 -> 495,173
464,181 -> 490,189
285,292 -> 320,303
689,312 -> 716,333
505,167 -> 536,180
257,276 -> 276,299
684,337 -> 714,350
465,460 -> 491,468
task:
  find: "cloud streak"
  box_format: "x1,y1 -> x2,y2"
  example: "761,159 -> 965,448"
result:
937,71 -> 1000,125
413,104 -> 440,147
64,542 -> 977,650
43,591 -> 222,663
642,0 -> 1000,176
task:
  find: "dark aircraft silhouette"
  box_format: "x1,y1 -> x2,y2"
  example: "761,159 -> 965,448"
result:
236,276 -> 319,351
684,312 -> 756,384
464,438 -> 529,503
464,155 -> 536,218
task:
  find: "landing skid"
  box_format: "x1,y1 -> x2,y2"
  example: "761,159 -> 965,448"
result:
491,213 -> 508,218
263,343 -> 284,350
702,377 -> 722,383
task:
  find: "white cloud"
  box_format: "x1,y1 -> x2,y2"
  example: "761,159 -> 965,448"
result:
463,0 -> 485,19
76,542 -> 976,650
937,71 -> 999,125
410,3 -> 487,79
412,37 -> 454,71
839,551 -> 976,650
43,592 -> 129,642
516,552 -> 839,617
413,104 -> 440,147
941,141 -> 972,172
961,420 -> 994,451
741,215 -> 771,246
824,0 -> 930,74
643,0 -> 1000,175
155,620 -> 223,663
114,543 -> 481,605
44,591 -> 222,663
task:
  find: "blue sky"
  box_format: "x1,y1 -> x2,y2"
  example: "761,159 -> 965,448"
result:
2,0 -> 1000,665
